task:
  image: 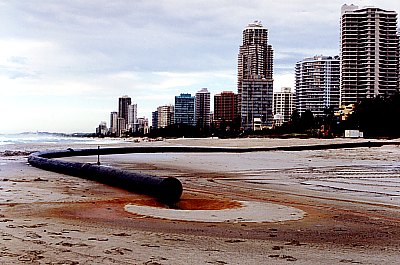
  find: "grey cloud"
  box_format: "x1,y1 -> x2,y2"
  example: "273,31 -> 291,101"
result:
2,0 -> 400,133
3,1 -> 400,75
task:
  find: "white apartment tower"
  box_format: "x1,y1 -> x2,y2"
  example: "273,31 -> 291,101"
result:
340,5 -> 399,106
238,21 -> 274,130
273,87 -> 293,126
127,103 -> 138,131
295,55 -> 340,117
157,105 -> 174,129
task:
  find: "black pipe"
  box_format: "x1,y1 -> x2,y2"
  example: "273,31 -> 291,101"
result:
27,141 -> 399,204
30,141 -> 394,160
28,150 -> 183,204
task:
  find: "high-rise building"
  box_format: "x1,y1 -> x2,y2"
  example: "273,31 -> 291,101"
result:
174,93 -> 196,126
157,105 -> 174,129
214,91 -> 239,129
273,87 -> 294,126
295,55 -> 340,116
340,5 -> 399,106
127,103 -> 137,132
109,111 -> 118,135
151,111 -> 158,130
118,95 -> 131,123
137,117 -> 149,134
398,28 -> 400,89
116,117 -> 126,137
238,21 -> 274,130
96,121 -> 108,136
195,88 -> 211,129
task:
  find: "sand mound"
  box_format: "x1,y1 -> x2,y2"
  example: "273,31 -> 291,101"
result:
124,200 -> 305,223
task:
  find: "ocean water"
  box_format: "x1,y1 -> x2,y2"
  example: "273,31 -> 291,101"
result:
0,133 -> 123,152
0,133 -> 91,145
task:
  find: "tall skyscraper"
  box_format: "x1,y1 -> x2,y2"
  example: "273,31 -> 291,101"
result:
109,111 -> 118,135
127,103 -> 137,131
195,88 -> 211,129
118,95 -> 131,125
214,91 -> 239,129
174,93 -> 196,126
238,21 -> 274,130
116,117 -> 126,137
151,111 -> 158,130
295,55 -> 340,116
340,5 -> 399,106
273,87 -> 294,126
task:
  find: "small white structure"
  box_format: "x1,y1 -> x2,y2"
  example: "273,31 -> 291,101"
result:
273,113 -> 284,127
345,130 -> 363,138
253,117 -> 263,131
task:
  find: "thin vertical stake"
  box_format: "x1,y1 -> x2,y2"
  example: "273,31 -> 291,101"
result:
97,145 -> 100,165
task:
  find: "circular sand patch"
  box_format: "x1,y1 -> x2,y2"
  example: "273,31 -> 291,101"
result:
124,201 -> 305,223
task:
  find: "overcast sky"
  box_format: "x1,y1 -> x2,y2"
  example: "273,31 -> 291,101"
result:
1,0 -> 399,133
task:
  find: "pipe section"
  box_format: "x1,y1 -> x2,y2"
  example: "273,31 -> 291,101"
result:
27,141 -> 395,204
28,150 -> 183,204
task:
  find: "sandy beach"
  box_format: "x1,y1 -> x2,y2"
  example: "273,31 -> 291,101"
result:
1,137 -> 400,264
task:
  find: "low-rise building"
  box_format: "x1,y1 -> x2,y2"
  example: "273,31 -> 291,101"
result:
214,91 -> 239,129
273,87 -> 293,126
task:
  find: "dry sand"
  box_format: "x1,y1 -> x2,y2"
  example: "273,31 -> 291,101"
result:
1,138 -> 400,264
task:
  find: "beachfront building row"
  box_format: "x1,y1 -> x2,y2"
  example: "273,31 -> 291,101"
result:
152,89 -> 242,131
152,86 -> 294,132
153,88 -> 272,132
153,89 -> 242,132
152,88 -> 211,130
95,95 -> 149,137
237,5 -> 400,130
113,95 -> 141,136
98,6 -> 400,136
109,95 -> 138,136
291,5 -> 399,121
279,5 -> 400,125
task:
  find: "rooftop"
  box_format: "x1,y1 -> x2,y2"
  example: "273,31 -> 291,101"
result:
244,20 -> 265,30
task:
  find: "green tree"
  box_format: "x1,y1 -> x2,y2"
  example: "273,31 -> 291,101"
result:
346,93 -> 400,137
300,110 -> 314,131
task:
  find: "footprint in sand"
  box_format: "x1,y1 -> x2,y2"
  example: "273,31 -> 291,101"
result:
25,231 -> 42,239
17,250 -> 44,263
104,247 -> 132,255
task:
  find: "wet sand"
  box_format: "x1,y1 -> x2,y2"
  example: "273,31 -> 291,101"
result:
1,138 -> 400,264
